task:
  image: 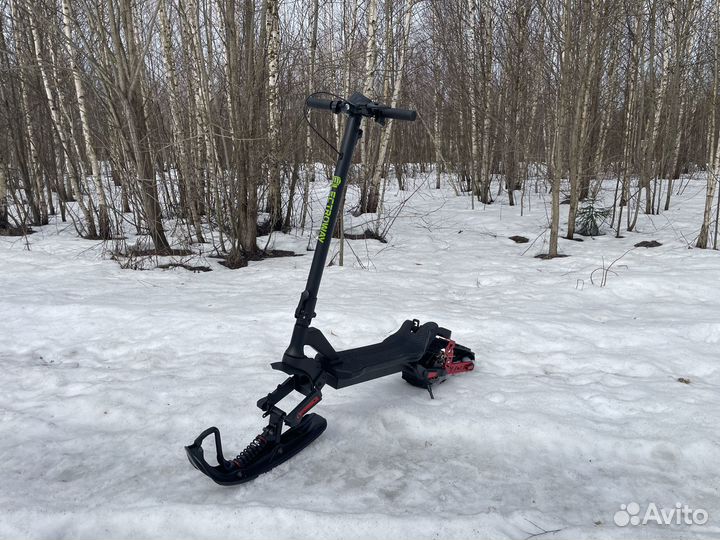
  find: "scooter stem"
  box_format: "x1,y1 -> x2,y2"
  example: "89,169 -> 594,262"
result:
284,112 -> 363,362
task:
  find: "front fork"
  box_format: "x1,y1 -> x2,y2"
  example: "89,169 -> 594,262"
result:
256,375 -> 324,438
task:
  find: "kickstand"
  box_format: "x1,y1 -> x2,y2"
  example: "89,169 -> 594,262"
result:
426,384 -> 435,399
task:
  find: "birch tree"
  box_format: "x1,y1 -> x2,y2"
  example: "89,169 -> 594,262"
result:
0,163 -> 7,229
62,0 -> 111,239
367,0 -> 415,216
265,0 -> 282,231
698,0 -> 720,249
301,0 -> 320,231
0,0 -> 717,255
8,0 -> 48,226
359,0 -> 380,210
108,0 -> 170,251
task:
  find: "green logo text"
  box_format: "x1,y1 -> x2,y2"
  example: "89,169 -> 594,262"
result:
318,176 -> 343,243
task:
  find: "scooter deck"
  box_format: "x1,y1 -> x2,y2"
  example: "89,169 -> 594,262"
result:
321,320 -> 439,388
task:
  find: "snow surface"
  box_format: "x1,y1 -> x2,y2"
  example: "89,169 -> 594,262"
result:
1,177 -> 719,539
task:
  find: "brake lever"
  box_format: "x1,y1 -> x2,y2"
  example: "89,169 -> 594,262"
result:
365,103 -> 387,126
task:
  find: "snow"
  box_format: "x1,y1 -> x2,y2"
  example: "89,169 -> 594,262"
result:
1,177 -> 719,539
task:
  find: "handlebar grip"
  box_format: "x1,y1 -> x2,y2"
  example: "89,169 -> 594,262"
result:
306,96 -> 335,111
378,107 -> 417,122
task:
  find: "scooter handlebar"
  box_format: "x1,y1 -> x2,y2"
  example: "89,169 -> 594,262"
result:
305,93 -> 416,122
372,106 -> 417,122
306,96 -> 338,111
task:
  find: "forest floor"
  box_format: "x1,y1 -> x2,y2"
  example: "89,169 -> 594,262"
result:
1,177 -> 719,539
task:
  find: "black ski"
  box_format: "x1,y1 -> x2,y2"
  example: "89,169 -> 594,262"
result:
185,414 -> 327,486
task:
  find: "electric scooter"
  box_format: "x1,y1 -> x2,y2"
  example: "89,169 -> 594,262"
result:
185,92 -> 475,486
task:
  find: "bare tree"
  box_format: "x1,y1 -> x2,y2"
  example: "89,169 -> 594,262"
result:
0,0 -> 717,257
265,0 -> 282,231
367,0 -> 415,216
698,0 -> 720,249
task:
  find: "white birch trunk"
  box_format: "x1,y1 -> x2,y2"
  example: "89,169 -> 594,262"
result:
549,0 -> 571,257
11,0 -> 47,224
159,0 -> 204,243
698,0 -> 720,248
468,0 -> 480,207
370,0 -> 415,222
479,0 -> 493,203
266,0 -> 282,229
62,0 -> 110,238
301,0 -> 320,231
361,0 -> 379,97
0,163 -> 7,228
360,0 -> 380,200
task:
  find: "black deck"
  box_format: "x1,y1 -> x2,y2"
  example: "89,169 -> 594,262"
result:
321,320 -> 439,388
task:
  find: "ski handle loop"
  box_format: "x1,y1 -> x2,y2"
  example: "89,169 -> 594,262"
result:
190,426 -> 228,467
305,95 -> 417,123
